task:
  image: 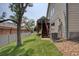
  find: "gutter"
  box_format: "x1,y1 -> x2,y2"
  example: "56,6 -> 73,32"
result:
46,3 -> 50,18
66,3 -> 69,39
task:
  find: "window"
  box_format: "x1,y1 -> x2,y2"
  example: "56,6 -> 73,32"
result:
50,8 -> 54,17
51,23 -> 55,26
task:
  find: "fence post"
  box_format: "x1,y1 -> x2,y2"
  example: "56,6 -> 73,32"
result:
8,34 -> 9,44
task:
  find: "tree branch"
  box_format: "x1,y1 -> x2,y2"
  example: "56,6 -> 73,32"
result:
21,3 -> 29,16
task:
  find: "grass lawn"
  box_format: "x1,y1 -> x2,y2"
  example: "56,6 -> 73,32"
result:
0,33 -> 63,56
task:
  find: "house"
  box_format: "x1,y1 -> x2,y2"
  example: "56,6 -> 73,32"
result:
0,22 -> 28,35
47,3 -> 79,40
0,22 -> 16,35
0,22 -> 31,46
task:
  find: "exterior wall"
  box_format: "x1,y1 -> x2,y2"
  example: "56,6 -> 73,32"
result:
47,3 -> 67,39
47,3 -> 79,40
68,3 -> 79,39
0,27 -> 16,35
0,22 -> 16,35
0,23 -> 28,35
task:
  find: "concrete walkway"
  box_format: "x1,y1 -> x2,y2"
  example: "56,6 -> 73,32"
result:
41,38 -> 51,40
55,40 -> 79,56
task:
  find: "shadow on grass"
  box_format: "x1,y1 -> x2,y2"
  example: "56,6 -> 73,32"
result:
0,35 -> 37,56
0,46 -> 34,56
23,38 -> 36,45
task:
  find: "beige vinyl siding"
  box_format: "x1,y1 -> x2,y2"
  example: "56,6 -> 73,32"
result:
52,4 -> 66,38
47,3 -> 67,39
68,3 -> 79,32
49,4 -> 66,33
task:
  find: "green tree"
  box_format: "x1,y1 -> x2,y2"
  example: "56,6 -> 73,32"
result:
36,16 -> 48,34
9,3 -> 33,46
0,12 -> 6,19
25,19 -> 35,32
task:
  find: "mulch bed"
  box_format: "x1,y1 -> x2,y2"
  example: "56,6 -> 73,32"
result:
55,40 -> 79,56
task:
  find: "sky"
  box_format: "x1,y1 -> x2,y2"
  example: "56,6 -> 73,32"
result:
0,3 -> 48,22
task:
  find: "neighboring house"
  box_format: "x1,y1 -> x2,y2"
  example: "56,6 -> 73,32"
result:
0,22 -> 31,46
47,3 -> 79,40
0,22 -> 28,35
0,22 -> 16,35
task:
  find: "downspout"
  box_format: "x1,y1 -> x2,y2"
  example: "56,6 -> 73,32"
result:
66,3 -> 69,39
46,3 -> 50,18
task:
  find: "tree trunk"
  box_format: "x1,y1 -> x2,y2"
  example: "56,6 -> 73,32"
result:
17,20 -> 22,46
